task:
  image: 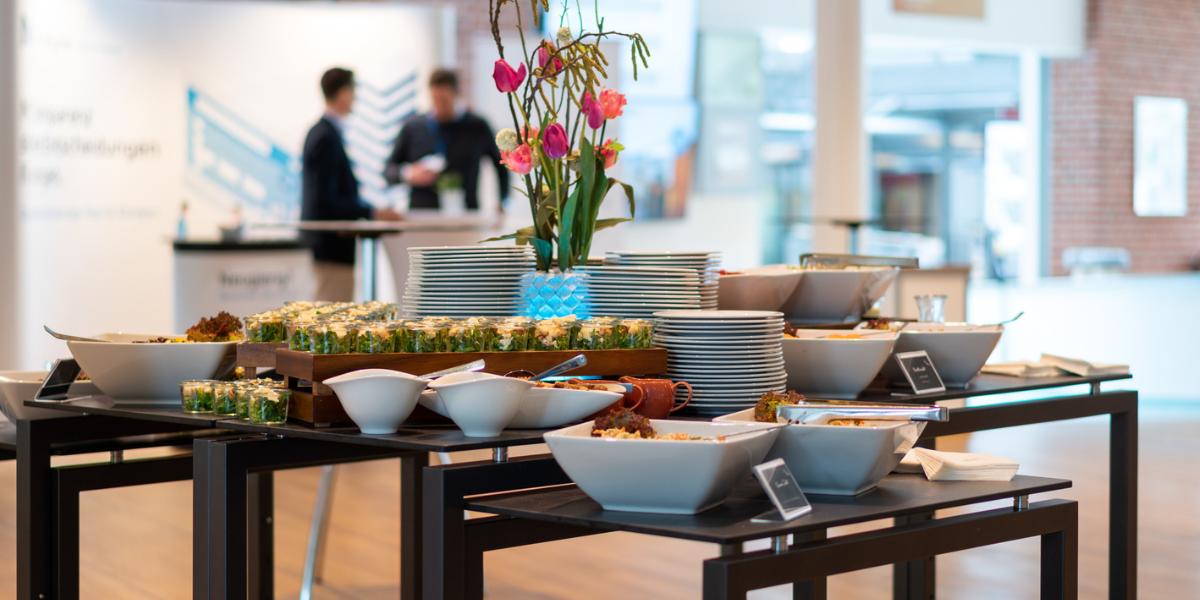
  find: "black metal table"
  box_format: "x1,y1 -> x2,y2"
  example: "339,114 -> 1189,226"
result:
11,398 -> 246,600
458,475 -> 1077,600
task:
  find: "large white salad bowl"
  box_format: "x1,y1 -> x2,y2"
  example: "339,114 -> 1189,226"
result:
419,386 -> 622,429
325,369 -> 428,435
544,420 -> 781,514
781,267 -> 899,324
877,323 -> 1004,387
66,333 -> 238,402
781,330 -> 897,399
717,267 -> 804,312
716,409 -> 924,495
426,372 -> 535,437
0,370 -> 102,420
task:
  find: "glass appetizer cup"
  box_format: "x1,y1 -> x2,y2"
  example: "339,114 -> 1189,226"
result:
492,322 -> 529,352
356,321 -> 400,354
234,383 -> 255,420
409,323 -> 447,353
210,381 -> 238,417
574,318 -> 615,350
617,319 -> 656,349
312,321 -> 358,355
286,320 -> 314,352
179,380 -> 213,414
249,386 -> 291,425
444,318 -> 494,353
245,315 -> 287,343
531,319 -> 574,351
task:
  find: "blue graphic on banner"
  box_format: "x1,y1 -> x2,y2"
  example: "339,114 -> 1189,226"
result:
187,88 -> 301,220
186,73 -> 416,217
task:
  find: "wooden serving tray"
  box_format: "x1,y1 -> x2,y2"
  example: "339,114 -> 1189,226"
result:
274,348 -> 669,427
236,342 -> 288,377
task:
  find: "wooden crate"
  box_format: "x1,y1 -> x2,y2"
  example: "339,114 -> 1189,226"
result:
273,348 -> 669,427
236,342 -> 287,378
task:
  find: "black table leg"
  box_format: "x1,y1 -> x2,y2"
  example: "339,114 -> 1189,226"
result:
894,438 -> 937,600
399,452 -> 429,600
17,419 -> 54,600
193,436 -> 409,600
1111,402 -> 1137,600
247,472 -> 274,600
792,529 -> 828,600
1041,503 -> 1079,600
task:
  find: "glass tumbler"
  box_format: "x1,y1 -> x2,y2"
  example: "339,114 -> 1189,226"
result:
914,295 -> 948,323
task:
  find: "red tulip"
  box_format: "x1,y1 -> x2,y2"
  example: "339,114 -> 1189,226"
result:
500,144 -> 533,174
542,123 -> 569,159
599,138 -> 623,169
537,44 -> 564,76
580,91 -> 605,129
599,88 -> 626,119
493,59 -> 526,93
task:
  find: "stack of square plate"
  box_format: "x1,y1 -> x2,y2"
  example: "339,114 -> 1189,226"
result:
652,310 -> 786,416
603,251 -> 720,309
402,246 -> 536,318
573,265 -> 706,318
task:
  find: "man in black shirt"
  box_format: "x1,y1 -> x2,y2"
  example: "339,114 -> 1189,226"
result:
384,69 -> 508,211
301,67 -> 402,301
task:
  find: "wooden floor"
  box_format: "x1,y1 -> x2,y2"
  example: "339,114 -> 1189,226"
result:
1,401 -> 1197,599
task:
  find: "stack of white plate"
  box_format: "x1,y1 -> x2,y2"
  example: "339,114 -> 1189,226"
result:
573,265 -> 706,318
653,310 -> 786,416
604,251 -> 720,309
402,246 -> 536,318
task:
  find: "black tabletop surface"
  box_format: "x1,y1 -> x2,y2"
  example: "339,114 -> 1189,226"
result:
24,397 -> 222,427
466,474 -> 1071,544
856,372 -> 1131,405
214,419 -> 551,452
172,240 -> 303,252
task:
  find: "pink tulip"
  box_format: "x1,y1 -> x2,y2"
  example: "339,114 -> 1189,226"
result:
599,138 -> 620,169
599,88 -> 626,119
493,60 -> 526,93
520,125 -> 540,145
542,123 -> 569,159
500,144 -> 533,174
580,91 -> 605,129
537,44 -> 564,76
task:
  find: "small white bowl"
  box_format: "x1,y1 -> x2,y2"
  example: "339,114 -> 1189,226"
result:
782,330 -> 897,399
67,333 -> 238,402
419,386 -> 622,429
544,420 -> 781,514
0,370 -> 102,420
427,372 -> 535,437
325,369 -> 428,435
879,323 -> 1003,387
716,408 -> 924,495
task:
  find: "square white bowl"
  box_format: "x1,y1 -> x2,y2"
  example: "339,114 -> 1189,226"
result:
782,330 -> 897,399
544,420 -> 781,514
66,333 -> 238,402
716,409 -> 925,495
0,370 -> 102,420
879,324 -> 1003,387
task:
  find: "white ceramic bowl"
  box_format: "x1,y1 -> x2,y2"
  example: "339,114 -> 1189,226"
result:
717,266 -> 804,312
544,419 -> 781,514
782,330 -> 897,399
66,333 -> 238,402
716,408 -> 924,495
781,267 -> 899,324
419,386 -> 622,429
426,372 -> 535,437
0,370 -> 102,420
325,369 -> 428,435
879,323 -> 1003,387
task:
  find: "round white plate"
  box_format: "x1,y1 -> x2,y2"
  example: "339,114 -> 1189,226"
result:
656,340 -> 783,350
655,325 -> 783,335
656,310 -> 784,320
664,349 -> 782,359
606,251 -> 721,257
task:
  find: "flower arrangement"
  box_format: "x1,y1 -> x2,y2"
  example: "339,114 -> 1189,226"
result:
485,0 -> 650,272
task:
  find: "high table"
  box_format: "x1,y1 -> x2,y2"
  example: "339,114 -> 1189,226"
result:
257,219 -> 492,301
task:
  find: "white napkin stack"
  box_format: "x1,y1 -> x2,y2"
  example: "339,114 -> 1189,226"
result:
896,447 -> 1019,482
982,354 -> 1129,378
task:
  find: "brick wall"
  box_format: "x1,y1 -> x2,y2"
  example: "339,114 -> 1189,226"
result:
1050,0 -> 1200,274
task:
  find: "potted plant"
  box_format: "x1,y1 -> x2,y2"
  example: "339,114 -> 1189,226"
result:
485,0 -> 650,309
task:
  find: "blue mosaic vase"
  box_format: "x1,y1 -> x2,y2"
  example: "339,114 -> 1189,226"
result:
524,270 -> 591,319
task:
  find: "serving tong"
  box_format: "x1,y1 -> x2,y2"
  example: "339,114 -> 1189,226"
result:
799,254 -> 920,270
775,400 -> 948,424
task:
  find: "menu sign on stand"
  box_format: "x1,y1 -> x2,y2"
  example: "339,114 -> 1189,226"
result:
892,350 -> 946,395
751,458 -> 813,522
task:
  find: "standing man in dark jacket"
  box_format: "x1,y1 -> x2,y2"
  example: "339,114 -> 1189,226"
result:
384,69 -> 508,211
301,67 -> 401,301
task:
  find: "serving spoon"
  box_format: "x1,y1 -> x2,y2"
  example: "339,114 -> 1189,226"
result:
506,354 -> 589,381
966,311 -> 1024,331
817,323 -> 906,339
419,359 -> 486,380
44,326 -> 110,343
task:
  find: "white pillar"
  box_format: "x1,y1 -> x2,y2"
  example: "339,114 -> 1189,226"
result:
1018,49 -> 1043,282
0,0 -> 20,368
812,0 -> 867,255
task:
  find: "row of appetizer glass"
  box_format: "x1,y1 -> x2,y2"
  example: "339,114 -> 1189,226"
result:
244,300 -> 400,342
286,316 -> 656,355
178,378 -> 291,424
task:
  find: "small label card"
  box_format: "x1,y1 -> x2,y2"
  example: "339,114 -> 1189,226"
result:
893,350 -> 946,395
751,458 -> 812,522
35,358 -> 83,402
